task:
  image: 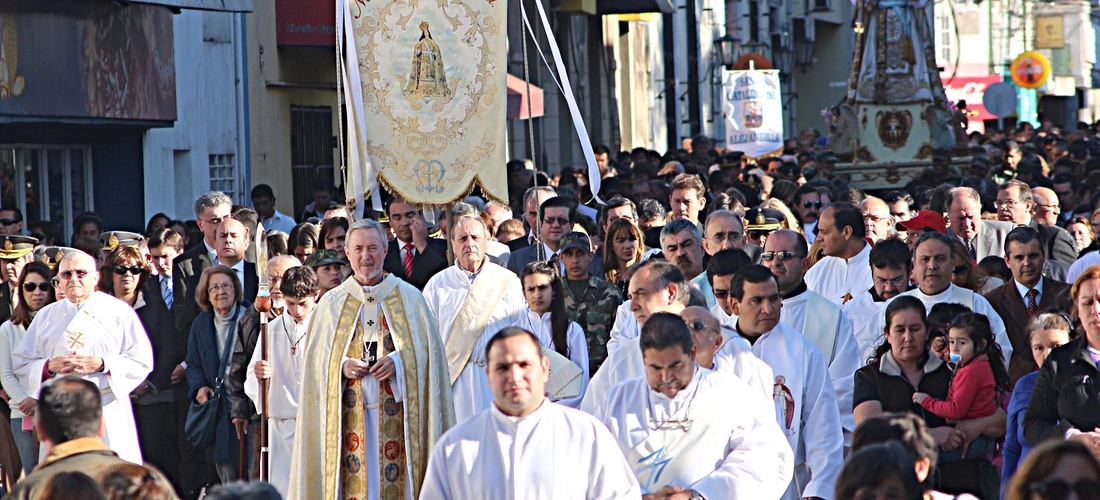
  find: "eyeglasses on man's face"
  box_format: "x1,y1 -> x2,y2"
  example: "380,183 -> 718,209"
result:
761,251 -> 801,262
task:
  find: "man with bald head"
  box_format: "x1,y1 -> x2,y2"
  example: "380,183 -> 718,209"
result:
690,210 -> 759,309
859,197 -> 895,244
424,216 -> 526,422
947,186 -> 1017,262
805,203 -> 874,305
1031,186 -> 1062,226
13,250 -> 153,464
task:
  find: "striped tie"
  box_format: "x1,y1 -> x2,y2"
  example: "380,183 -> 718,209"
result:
162,276 -> 173,309
403,243 -> 414,278
967,240 -> 977,262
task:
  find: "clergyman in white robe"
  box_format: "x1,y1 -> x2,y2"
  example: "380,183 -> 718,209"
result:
421,398 -> 639,499
596,367 -> 793,498
842,288 -> 889,361
804,241 -> 873,305
244,310 -> 311,497
13,291 -> 153,464
423,262 -> 525,422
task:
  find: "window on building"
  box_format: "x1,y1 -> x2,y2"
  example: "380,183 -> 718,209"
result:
0,145 -> 94,244
209,154 -> 237,201
290,106 -> 335,219
934,7 -> 955,66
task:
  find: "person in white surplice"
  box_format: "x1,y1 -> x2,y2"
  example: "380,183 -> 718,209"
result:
803,204 -> 873,305
596,312 -> 792,498
420,326 -> 640,499
581,259 -> 772,415
726,264 -> 843,500
12,250 -> 153,464
512,261 -> 588,407
244,265 -> 317,497
423,217 -> 526,422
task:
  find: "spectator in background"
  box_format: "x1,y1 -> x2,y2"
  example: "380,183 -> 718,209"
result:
250,184 -> 296,234
0,206 -> 24,236
318,216 -> 348,261
835,442 -> 923,500
1067,216 -> 1094,255
637,198 -> 667,232
300,179 -> 335,222
144,213 -> 171,238
287,222 -> 319,264
495,219 -> 525,245
1005,440 -> 1100,500
71,212 -> 104,245
99,463 -> 176,500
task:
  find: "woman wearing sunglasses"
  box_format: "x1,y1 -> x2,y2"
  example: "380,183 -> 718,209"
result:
0,262 -> 55,479
1005,440 -> 1100,500
99,246 -> 180,490
948,238 -> 1003,294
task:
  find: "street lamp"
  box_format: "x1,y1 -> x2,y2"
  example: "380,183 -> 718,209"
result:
771,32 -> 794,76
714,34 -> 742,69
809,0 -> 832,13
792,17 -> 816,69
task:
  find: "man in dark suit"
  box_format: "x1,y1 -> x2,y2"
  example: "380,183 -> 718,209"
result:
995,180 -> 1077,264
507,196 -> 573,275
170,191 -> 232,499
984,226 -> 1072,385
381,199 -> 448,289
507,185 -> 557,253
0,235 -> 37,324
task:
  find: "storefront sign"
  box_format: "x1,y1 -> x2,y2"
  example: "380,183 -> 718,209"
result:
942,76 -> 1003,121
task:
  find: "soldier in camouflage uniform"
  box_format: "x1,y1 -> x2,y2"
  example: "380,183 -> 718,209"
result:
558,232 -> 623,374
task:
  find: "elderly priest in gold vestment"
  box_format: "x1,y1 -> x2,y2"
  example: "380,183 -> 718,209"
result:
288,219 -> 455,499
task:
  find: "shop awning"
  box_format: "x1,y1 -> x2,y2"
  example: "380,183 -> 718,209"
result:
598,0 -> 674,15
507,74 -> 544,120
128,0 -> 252,13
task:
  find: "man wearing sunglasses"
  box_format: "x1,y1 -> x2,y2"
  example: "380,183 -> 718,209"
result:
0,235 -> 37,324
792,185 -> 830,245
760,229 -> 861,448
506,196 -> 573,275
0,206 -> 24,237
12,250 -> 153,465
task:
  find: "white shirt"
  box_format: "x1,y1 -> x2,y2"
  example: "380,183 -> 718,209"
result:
12,293 -> 153,464
1068,252 -> 1100,284
875,284 -> 1014,366
596,368 -> 793,498
216,258 -> 245,288
262,210 -> 297,234
842,289 -> 888,361
1014,277 -> 1044,310
803,220 -> 818,245
420,401 -> 641,499
605,300 -> 638,356
245,311 -> 311,419
733,320 -> 844,500
777,289 -> 861,435
804,243 -> 873,305
512,310 -> 589,408
423,264 -> 526,422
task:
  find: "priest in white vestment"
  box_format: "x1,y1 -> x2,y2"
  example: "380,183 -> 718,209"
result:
244,266 -> 318,497
728,264 -> 843,500
424,217 -> 526,422
597,312 -> 792,498
12,251 -> 152,464
421,327 -> 640,499
760,230 -> 861,440
842,238 -> 913,360
581,260 -> 772,414
288,220 -> 455,500
871,233 -> 1013,365
804,205 -> 874,305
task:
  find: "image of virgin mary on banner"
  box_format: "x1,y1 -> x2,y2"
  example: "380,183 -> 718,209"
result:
340,0 -> 508,208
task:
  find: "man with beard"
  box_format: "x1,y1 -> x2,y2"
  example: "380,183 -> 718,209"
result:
984,227 -> 1071,383
793,185 -> 830,245
424,217 -> 526,422
726,265 -> 843,500
842,239 -> 913,359
660,219 -> 705,282
759,229 -> 861,445
582,260 -> 772,414
805,203 -> 874,305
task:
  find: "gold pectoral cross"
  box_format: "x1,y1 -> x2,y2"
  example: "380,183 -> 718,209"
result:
64,331 -> 86,350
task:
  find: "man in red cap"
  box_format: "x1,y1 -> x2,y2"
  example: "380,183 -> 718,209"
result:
896,210 -> 947,251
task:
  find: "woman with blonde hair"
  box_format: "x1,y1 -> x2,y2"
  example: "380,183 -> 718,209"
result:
760,198 -> 802,234
948,238 -> 1002,294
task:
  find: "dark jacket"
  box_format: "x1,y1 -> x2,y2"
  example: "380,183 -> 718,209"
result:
983,277 -> 1072,384
1029,219 -> 1078,265
173,244 -> 214,338
227,307 -> 260,421
507,243 -> 548,275
382,238 -> 448,290
0,282 -> 13,325
1024,335 -> 1100,446
186,307 -> 245,464
133,279 -> 179,402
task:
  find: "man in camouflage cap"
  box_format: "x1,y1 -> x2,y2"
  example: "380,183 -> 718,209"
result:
304,248 -> 347,297
558,231 -> 623,374
0,235 -> 37,322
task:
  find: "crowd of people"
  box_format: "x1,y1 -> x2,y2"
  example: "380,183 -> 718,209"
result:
2,122 -> 1100,498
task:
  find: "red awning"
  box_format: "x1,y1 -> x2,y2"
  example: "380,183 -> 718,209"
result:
507,74 -> 544,120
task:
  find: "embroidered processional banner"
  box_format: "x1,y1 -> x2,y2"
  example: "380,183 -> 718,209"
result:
339,0 -> 508,209
721,69 -> 784,159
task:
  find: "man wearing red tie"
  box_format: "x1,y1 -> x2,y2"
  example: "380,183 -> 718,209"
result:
382,198 -> 448,290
